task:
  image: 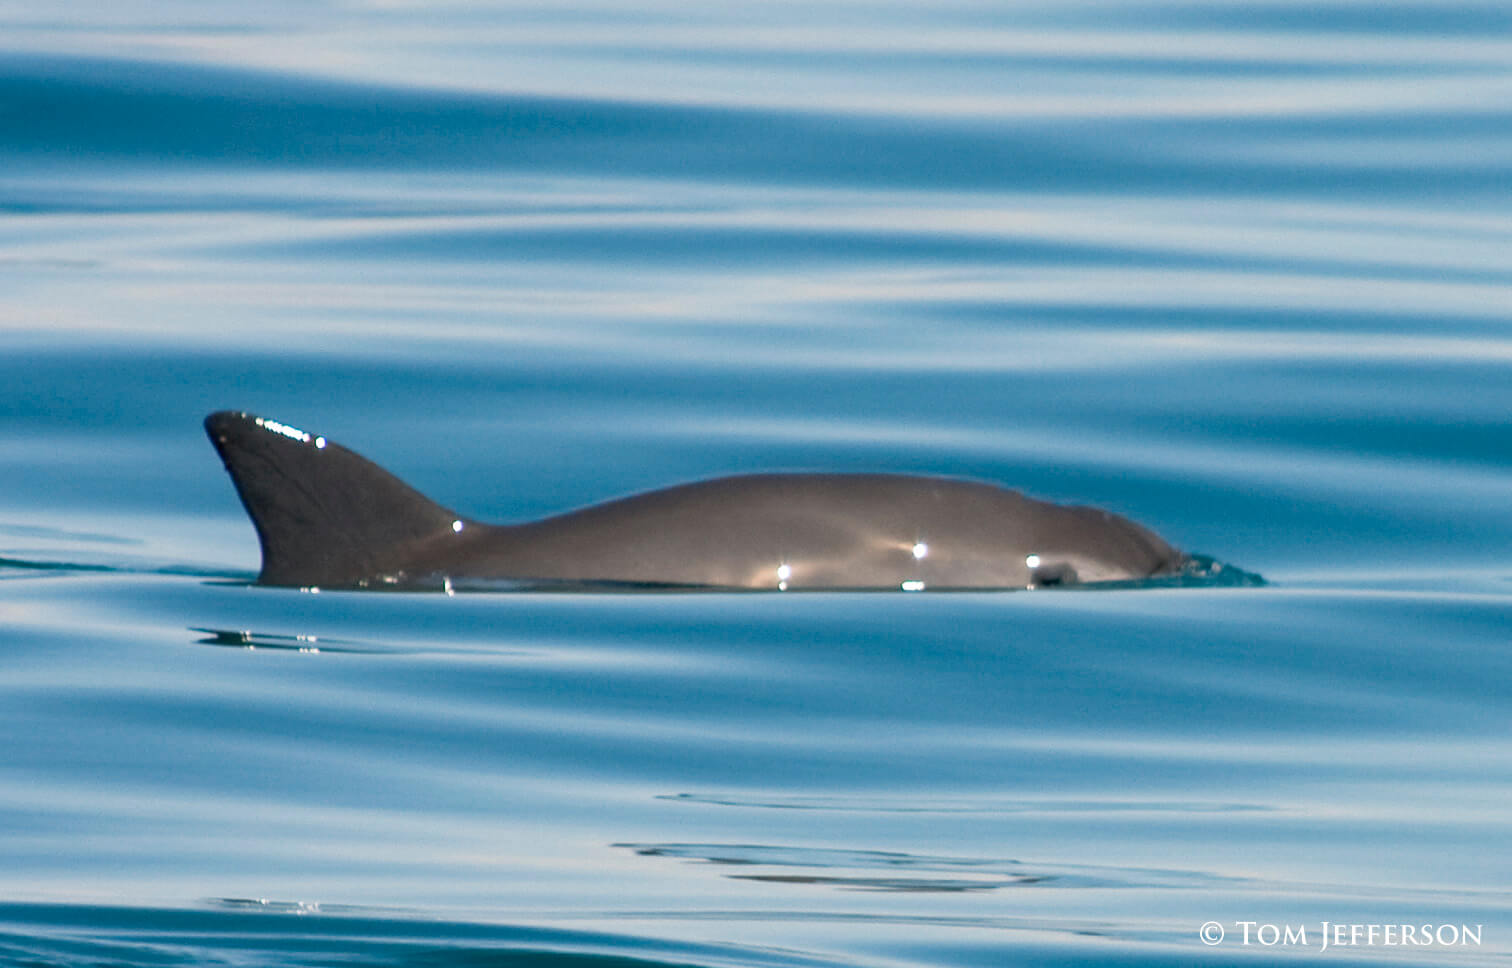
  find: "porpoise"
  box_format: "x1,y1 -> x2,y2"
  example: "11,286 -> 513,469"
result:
205,410 -> 1187,591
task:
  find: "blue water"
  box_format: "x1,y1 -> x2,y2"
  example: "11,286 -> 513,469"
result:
3,2 -> 1511,965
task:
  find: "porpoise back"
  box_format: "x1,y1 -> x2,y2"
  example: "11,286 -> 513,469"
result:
206,410 -> 1185,590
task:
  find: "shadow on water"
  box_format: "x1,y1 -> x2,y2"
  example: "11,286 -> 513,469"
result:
189,627 -> 383,654
614,843 -> 1247,893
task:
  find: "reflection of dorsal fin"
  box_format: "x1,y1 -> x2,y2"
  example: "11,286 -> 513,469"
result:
205,411 -> 462,587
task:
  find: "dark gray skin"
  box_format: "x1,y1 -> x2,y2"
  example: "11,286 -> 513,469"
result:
206,410 -> 1185,590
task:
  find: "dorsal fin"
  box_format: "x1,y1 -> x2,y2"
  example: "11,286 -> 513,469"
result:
205,411 -> 463,587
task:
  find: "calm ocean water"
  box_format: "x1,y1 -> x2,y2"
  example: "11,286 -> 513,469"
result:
3,2 -> 1511,965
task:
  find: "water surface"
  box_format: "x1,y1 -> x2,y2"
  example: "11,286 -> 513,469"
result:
2,2 -> 1510,965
